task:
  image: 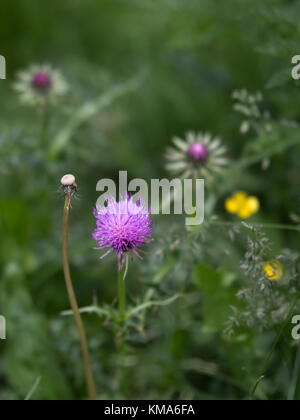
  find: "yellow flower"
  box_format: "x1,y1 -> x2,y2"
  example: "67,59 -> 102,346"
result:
233,191 -> 248,203
225,191 -> 247,214
263,262 -> 283,281
247,196 -> 260,213
237,205 -> 253,219
225,191 -> 260,219
225,198 -> 239,214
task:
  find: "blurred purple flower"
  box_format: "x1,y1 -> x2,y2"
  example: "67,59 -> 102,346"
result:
92,195 -> 152,269
188,141 -> 209,162
13,64 -> 68,106
32,71 -> 52,89
165,131 -> 227,181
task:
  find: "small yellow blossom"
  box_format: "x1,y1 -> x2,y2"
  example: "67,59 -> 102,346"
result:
247,196 -> 260,213
225,198 -> 239,214
225,191 -> 247,214
237,205 -> 253,219
225,191 -> 260,219
233,191 -> 248,203
263,262 -> 283,281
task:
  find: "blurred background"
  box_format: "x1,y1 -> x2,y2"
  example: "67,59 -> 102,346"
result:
1,0 -> 300,400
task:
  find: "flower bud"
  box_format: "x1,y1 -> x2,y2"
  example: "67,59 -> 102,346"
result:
61,174 -> 76,187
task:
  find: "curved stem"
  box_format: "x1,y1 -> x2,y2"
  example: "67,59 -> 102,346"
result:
62,195 -> 97,400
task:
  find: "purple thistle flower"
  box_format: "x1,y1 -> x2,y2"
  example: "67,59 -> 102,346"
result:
92,195 -> 152,269
13,64 -> 69,106
32,71 -> 52,89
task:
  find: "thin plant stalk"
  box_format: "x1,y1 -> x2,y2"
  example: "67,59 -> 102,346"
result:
118,255 -> 129,322
62,194 -> 97,400
288,344 -> 300,400
40,101 -> 50,145
212,220 -> 300,233
25,376 -> 42,401
117,254 -> 129,398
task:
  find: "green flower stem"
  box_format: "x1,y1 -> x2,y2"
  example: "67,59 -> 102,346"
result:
118,256 -> 129,322
117,254 -> 129,399
62,195 -> 97,401
40,102 -> 50,145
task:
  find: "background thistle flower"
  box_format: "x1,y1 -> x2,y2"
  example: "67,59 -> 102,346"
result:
165,131 -> 227,180
93,195 -> 152,269
13,64 -> 69,106
32,72 -> 52,89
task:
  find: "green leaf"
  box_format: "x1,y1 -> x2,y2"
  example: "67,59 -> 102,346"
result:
128,294 -> 182,317
61,305 -> 111,318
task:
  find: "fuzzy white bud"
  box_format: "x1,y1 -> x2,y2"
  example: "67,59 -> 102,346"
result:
61,174 -> 76,187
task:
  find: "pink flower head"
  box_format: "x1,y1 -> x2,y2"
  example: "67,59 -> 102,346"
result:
92,195 -> 152,269
188,141 -> 209,162
32,71 -> 52,89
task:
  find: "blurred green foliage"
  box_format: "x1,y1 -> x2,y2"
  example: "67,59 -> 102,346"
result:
0,0 -> 300,400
